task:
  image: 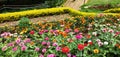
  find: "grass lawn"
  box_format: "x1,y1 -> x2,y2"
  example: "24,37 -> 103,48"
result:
81,0 -> 120,12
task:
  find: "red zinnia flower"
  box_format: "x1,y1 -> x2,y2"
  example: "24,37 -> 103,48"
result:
30,30 -> 34,35
78,44 -> 84,50
84,43 -> 88,46
88,42 -> 93,45
62,46 -> 70,53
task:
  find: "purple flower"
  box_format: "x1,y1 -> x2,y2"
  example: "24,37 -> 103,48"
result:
45,37 -> 49,40
7,42 -> 14,47
47,54 -> 56,57
75,34 -> 83,39
16,38 -> 21,44
41,41 -> 47,45
2,46 -> 7,51
42,48 -> 46,53
67,53 -> 71,57
56,46 -> 61,51
39,54 -> 44,57
21,46 -> 27,51
12,47 -> 17,52
35,47 -> 40,52
52,43 -> 57,46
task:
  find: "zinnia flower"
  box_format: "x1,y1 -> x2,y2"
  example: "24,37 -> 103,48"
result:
62,46 -> 70,53
42,48 -> 46,53
12,47 -> 18,52
39,54 -> 44,57
2,46 -> 7,51
77,44 -> 84,50
24,38 -> 31,43
56,46 -> 61,51
75,34 -> 83,39
45,37 -> 49,40
93,49 -> 99,53
35,47 -> 40,52
42,41 -> 47,45
29,30 -> 34,35
52,43 -> 57,46
16,38 -> 21,44
103,41 -> 108,45
21,46 -> 27,51
67,53 -> 71,57
7,42 -> 14,47
47,54 -> 56,57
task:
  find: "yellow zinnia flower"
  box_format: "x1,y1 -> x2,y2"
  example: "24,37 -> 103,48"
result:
93,49 -> 99,54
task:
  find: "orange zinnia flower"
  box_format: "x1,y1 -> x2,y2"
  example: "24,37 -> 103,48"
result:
30,41 -> 35,46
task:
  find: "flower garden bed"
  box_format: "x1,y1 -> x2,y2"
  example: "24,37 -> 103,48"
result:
0,15 -> 120,57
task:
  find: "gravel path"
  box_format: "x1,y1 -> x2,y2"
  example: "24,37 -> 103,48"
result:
0,0 -> 88,27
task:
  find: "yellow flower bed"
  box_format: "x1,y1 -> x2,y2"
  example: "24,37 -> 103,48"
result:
0,7 -> 119,23
104,8 -> 120,13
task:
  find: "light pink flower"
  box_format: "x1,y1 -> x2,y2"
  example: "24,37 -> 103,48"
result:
16,38 -> 21,44
45,37 -> 49,40
98,42 -> 103,46
21,46 -> 27,51
12,47 -> 17,52
35,47 -> 40,52
74,29 -> 79,33
102,28 -> 108,32
39,54 -> 44,57
24,38 -> 31,43
52,43 -> 57,46
56,46 -> 61,51
47,42 -> 50,46
19,42 -> 25,47
2,46 -> 7,51
67,53 -> 71,57
41,41 -> 47,45
47,54 -> 56,57
108,29 -> 114,33
42,48 -> 46,53
7,42 -> 14,47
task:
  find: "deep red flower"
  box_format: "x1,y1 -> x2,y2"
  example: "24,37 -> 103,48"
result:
78,44 -> 84,50
62,46 -> 70,53
88,42 -> 93,45
84,43 -> 88,46
30,30 -> 34,35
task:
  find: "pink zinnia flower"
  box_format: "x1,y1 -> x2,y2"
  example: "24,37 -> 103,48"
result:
98,42 -> 103,46
67,53 -> 71,57
75,34 -> 83,39
35,47 -> 40,52
16,38 -> 21,44
7,42 -> 14,47
74,29 -> 79,33
47,42 -> 50,46
52,43 -> 57,46
102,28 -> 108,32
47,54 -> 56,57
41,41 -> 46,45
45,37 -> 49,40
30,30 -> 34,35
2,46 -> 7,51
39,54 -> 44,57
56,46 -> 61,51
72,55 -> 76,57
24,38 -> 31,43
12,47 -> 17,52
19,42 -> 25,47
42,48 -> 46,53
21,46 -> 27,51
39,31 -> 44,35
108,29 -> 114,33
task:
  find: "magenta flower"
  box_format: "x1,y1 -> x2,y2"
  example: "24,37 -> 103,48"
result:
45,37 -> 49,40
12,47 -> 18,52
44,30 -> 48,33
39,54 -> 44,57
42,48 -> 46,53
52,43 -> 57,46
67,53 -> 71,57
7,42 -> 14,47
39,31 -> 44,35
35,47 -> 40,52
16,38 -> 21,44
75,34 -> 83,39
2,46 -> 7,51
41,41 -> 47,45
21,46 -> 27,51
56,46 -> 61,51
72,55 -> 76,57
47,54 -> 56,57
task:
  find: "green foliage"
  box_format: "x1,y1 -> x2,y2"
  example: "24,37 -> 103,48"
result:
18,17 -> 31,29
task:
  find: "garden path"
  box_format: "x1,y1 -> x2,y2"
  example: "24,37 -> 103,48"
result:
0,0 -> 88,27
